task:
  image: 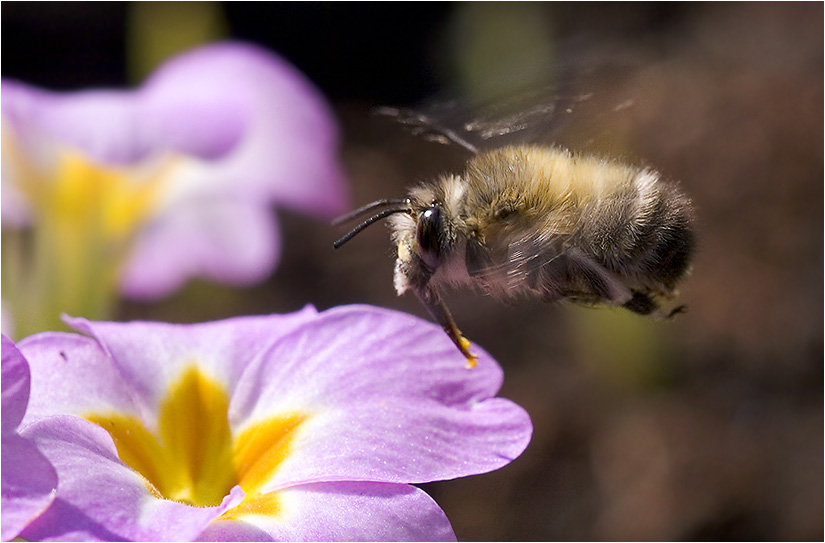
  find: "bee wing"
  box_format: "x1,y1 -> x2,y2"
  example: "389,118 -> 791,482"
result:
373,87 -> 589,156
374,37 -> 650,156
465,224 -> 632,305
373,106 -> 481,154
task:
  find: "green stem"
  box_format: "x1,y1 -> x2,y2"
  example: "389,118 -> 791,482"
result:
3,215 -> 121,340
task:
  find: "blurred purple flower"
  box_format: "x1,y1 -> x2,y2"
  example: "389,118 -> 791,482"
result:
15,305 -> 532,541
2,42 -> 348,300
1,335 -> 57,541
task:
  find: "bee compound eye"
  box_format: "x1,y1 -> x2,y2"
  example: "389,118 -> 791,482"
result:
417,206 -> 443,269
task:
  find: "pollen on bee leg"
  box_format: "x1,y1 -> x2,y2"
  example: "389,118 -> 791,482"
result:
449,329 -> 477,369
396,241 -> 410,261
459,336 -> 478,369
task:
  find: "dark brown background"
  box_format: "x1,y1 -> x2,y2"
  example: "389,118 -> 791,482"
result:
4,3 -> 822,540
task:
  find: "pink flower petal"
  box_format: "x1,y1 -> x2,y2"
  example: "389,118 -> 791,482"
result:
138,42 -> 349,218
57,308 -> 318,424
1,43 -> 348,214
2,335 -> 30,433
229,305 -> 532,490
2,335 -> 58,541
2,433 -> 58,542
198,482 -> 456,542
2,42 -> 349,300
15,308 -> 531,540
119,199 -> 281,299
19,333 -> 142,427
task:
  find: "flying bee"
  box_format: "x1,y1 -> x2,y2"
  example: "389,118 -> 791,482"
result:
334,113 -> 695,368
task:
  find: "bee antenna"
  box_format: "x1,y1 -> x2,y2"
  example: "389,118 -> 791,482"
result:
331,198 -> 411,226
333,207 -> 411,249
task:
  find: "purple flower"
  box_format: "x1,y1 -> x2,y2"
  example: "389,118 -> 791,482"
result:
2,42 -> 348,307
2,335 -> 58,541
14,305 -> 532,541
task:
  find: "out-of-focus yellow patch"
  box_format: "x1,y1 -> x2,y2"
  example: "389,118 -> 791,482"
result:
3,134 -> 173,247
48,150 -> 169,245
87,365 -> 308,519
0,132 -> 179,336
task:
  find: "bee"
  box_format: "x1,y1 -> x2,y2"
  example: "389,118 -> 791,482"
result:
334,115 -> 694,368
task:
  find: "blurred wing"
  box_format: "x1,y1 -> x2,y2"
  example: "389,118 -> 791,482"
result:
373,87 -> 589,156
465,223 -> 632,305
373,106 -> 482,154
464,222 -> 566,296
373,36 -> 651,155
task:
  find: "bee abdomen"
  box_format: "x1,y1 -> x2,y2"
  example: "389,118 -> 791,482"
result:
583,175 -> 694,293
634,182 -> 694,289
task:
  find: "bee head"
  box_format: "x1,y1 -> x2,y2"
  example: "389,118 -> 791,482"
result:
416,203 -> 444,270
332,184 -> 458,297
386,201 -> 447,297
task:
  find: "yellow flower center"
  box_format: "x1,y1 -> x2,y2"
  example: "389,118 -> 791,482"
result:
1,129 -> 181,336
3,130 -> 172,248
49,150 -> 169,245
86,366 -> 308,519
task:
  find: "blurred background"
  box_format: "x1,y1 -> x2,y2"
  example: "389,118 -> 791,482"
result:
3,2 -> 822,540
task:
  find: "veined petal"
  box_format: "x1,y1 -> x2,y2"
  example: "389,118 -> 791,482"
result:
59,308 -> 317,428
1,335 -> 58,542
199,482 -> 456,542
119,198 -> 281,299
2,433 -> 58,542
19,333 -> 143,427
229,305 -> 532,490
18,416 -> 243,542
2,335 -> 30,433
15,308 -> 531,540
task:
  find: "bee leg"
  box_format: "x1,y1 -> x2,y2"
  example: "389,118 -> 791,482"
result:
622,291 -> 687,319
529,256 -> 566,302
566,249 -> 633,306
622,290 -> 658,315
415,287 -> 478,369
